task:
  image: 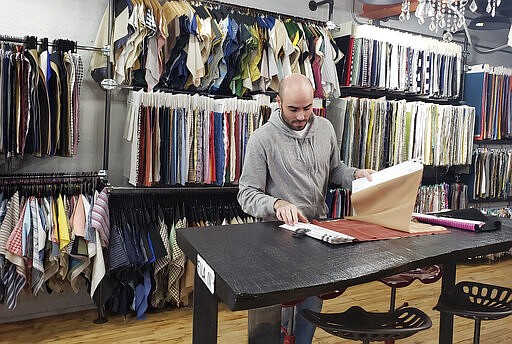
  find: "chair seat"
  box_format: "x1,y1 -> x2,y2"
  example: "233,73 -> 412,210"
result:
282,298 -> 305,307
434,281 -> 512,321
380,265 -> 443,288
302,306 -> 432,342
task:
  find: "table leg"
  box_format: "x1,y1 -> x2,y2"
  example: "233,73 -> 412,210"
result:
193,271 -> 219,344
248,304 -> 282,344
439,261 -> 456,344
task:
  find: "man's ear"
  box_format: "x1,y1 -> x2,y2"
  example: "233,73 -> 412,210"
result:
276,95 -> 282,107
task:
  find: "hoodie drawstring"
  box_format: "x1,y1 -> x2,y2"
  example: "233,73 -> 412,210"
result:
296,137 -> 318,176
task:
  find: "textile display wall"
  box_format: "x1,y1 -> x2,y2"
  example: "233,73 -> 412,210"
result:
0,39 -> 83,159
464,65 -> 512,141
105,192 -> 253,318
470,147 -> 512,200
341,25 -> 462,98
124,90 -> 272,186
328,181 -> 467,218
91,0 -> 342,98
0,178 -> 105,310
326,97 -> 475,171
415,182 -> 468,214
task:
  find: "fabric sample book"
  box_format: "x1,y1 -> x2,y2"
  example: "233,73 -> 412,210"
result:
348,160 -> 444,233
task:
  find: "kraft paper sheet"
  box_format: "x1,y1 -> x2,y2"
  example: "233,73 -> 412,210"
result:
348,162 -> 446,233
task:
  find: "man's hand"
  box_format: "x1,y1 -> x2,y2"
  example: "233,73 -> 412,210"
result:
354,168 -> 376,181
273,199 -> 308,225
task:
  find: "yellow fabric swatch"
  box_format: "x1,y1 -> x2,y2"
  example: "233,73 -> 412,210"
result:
57,195 -> 70,250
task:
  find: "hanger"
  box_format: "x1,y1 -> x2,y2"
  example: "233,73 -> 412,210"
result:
24,35 -> 37,50
38,37 -> 48,53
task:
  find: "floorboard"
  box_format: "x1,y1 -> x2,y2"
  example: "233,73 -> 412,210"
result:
1,258 -> 511,343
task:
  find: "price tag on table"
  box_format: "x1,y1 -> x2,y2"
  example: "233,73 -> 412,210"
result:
197,254 -> 215,294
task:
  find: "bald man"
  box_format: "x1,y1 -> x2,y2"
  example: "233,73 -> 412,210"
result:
238,73 -> 373,343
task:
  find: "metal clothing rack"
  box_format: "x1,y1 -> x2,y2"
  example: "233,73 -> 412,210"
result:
110,185 -> 240,195
122,84 -> 259,100
0,171 -> 99,182
338,86 -> 463,105
192,0 -> 327,26
0,172 -> 102,197
0,34 -> 104,53
469,200 -> 512,209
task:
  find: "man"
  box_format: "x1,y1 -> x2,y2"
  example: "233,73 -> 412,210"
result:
238,73 -> 373,343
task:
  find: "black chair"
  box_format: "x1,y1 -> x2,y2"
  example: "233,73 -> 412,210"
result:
302,305 -> 432,344
434,281 -> 512,344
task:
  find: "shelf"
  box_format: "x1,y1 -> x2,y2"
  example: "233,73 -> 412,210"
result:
339,86 -> 462,105
109,185 -> 240,195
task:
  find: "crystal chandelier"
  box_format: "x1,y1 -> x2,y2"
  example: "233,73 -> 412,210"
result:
400,0 -> 503,41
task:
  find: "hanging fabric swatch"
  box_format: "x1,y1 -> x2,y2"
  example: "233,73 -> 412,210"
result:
91,1 -> 342,98
0,39 -> 83,160
0,175 -> 103,310
470,147 -> 512,201
341,25 -> 462,98
104,191 -> 254,318
341,24 -> 462,98
464,64 -> 512,140
325,187 -> 351,219
327,97 -> 475,170
415,182 -> 468,214
125,90 -> 271,186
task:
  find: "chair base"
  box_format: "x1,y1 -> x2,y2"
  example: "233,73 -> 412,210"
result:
302,306 -> 432,342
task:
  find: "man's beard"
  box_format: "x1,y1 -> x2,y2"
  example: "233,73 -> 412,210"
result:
279,107 -> 310,131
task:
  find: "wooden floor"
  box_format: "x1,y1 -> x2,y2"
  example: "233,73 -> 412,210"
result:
1,258 -> 511,343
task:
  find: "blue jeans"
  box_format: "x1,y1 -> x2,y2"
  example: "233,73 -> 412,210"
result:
281,296 -> 323,344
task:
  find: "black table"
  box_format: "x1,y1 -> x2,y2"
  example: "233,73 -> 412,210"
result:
176,221 -> 512,344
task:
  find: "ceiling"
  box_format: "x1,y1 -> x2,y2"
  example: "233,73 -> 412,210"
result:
356,0 -> 512,53
360,0 -> 512,20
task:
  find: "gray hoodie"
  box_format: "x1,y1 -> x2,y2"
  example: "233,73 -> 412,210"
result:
238,109 -> 356,221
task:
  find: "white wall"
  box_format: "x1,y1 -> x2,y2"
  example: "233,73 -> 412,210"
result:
0,0 -> 108,174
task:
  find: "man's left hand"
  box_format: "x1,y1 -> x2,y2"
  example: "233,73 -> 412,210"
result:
354,169 -> 376,181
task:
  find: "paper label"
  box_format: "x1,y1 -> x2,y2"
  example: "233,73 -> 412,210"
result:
197,254 -> 215,294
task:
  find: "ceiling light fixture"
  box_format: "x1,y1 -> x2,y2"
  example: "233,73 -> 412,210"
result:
399,0 -> 504,41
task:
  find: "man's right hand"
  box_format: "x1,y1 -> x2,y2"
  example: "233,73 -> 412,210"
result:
273,199 -> 308,225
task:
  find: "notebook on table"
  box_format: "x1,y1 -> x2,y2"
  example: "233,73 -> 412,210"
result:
280,222 -> 356,244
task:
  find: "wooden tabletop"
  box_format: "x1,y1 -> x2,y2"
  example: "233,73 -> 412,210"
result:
177,220 -> 512,311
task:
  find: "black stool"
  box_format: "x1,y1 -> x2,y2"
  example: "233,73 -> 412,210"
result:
302,305 -> 432,344
434,281 -> 512,344
380,265 -> 443,312
281,289 -> 346,344
380,265 -> 442,344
